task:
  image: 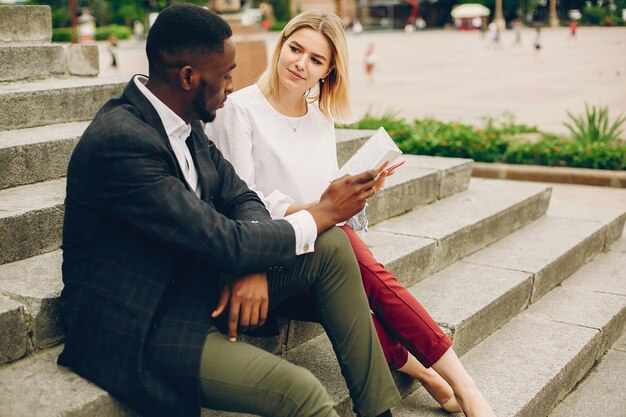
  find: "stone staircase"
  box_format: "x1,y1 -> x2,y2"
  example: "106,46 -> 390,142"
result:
1,6 -> 626,417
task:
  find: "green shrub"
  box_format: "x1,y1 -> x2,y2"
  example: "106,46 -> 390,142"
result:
504,136 -> 626,170
564,103 -> 626,145
582,5 -> 608,25
269,21 -> 289,31
52,25 -> 131,42
339,114 -> 626,171
52,27 -> 74,42
95,25 -> 131,41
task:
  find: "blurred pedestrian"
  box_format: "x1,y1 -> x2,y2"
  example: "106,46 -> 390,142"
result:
488,21 -> 501,47
569,20 -> 578,38
108,34 -> 119,69
133,20 -> 144,41
512,18 -> 522,46
534,27 -> 542,58
364,42 -> 376,83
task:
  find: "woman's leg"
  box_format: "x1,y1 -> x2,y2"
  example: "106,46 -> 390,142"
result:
431,348 -> 495,417
339,225 -> 451,367
339,225 -> 494,416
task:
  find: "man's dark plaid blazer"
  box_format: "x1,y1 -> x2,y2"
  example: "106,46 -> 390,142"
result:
58,78 -> 299,417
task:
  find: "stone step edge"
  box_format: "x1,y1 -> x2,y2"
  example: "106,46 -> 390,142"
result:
473,162 -> 626,189
0,44 -> 99,83
0,76 -> 127,131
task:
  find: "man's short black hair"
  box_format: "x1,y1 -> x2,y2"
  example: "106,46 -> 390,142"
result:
146,3 -> 232,75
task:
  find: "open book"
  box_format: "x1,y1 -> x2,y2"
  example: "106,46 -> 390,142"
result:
337,127 -> 404,177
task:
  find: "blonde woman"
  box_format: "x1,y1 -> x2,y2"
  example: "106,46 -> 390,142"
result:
207,10 -> 495,416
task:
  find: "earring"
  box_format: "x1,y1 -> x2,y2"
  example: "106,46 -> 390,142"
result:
320,78 -> 325,83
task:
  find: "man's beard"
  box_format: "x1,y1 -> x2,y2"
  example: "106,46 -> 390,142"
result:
194,78 -> 216,123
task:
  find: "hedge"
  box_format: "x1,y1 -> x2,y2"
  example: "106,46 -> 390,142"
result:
339,115 -> 626,171
52,25 -> 131,43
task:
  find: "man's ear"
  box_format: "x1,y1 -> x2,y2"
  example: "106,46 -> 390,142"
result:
178,66 -> 194,92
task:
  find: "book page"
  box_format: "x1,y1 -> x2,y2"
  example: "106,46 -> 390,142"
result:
337,127 -> 402,177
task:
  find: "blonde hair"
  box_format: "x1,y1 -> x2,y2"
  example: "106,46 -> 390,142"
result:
258,9 -> 351,122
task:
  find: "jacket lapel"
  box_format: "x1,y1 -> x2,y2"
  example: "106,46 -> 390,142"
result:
188,123 -> 213,202
123,76 -> 193,194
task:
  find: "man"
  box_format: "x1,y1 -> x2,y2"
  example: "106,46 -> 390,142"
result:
58,4 -> 400,417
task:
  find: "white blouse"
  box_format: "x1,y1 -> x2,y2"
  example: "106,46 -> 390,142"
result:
206,84 -> 338,219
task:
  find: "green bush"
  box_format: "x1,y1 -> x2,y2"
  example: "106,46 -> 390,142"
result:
582,5 -> 608,25
564,103 -> 626,145
269,21 -> 289,31
95,25 -> 131,41
52,27 -> 74,42
52,25 -> 131,42
339,114 -> 626,171
504,137 -> 626,170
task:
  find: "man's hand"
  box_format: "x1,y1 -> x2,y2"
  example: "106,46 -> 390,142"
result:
211,272 -> 269,342
308,167 -> 383,234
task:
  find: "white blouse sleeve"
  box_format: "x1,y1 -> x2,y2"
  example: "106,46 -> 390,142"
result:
206,98 -> 295,219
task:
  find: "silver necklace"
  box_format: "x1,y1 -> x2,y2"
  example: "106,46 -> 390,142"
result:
275,98 -> 306,133
284,115 -> 303,132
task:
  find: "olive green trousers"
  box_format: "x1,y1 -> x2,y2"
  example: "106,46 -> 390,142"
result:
199,227 -> 401,417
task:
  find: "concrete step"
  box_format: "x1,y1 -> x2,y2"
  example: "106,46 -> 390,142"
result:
0,75 -> 126,130
404,204 -> 625,358
0,122 -> 87,190
0,346 -> 139,417
393,236 -> 626,417
0,6 -> 52,44
548,333 -> 626,417
0,251 -> 63,358
366,154 -> 472,226
0,155 -> 470,265
0,179 -> 65,265
0,44 -> 65,82
0,44 -> 99,83
371,178 -> 551,288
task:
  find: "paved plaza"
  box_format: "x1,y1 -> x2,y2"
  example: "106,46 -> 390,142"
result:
100,26 -> 626,135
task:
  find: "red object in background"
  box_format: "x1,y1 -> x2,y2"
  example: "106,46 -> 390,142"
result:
405,0 -> 420,25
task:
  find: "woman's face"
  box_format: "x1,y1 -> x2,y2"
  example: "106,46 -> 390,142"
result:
277,27 -> 333,95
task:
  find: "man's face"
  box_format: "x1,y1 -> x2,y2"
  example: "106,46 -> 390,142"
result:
192,39 -> 236,123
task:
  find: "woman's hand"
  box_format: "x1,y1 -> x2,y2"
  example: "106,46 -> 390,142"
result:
373,162 -> 397,193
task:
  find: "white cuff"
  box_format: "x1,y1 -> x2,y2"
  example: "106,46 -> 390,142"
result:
284,210 -> 317,255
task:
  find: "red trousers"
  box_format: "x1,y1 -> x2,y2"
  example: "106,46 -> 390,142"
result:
340,225 -> 451,369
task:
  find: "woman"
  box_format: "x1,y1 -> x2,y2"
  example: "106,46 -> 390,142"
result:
207,10 -> 495,416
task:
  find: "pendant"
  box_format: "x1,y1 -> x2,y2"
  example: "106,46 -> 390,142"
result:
293,128 -> 297,132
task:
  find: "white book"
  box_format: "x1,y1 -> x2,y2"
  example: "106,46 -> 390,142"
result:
337,127 -> 404,177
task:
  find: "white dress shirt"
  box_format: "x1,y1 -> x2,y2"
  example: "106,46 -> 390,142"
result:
135,76 -> 316,255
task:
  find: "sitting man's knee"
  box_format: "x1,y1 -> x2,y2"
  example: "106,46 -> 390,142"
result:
315,227 -> 354,261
